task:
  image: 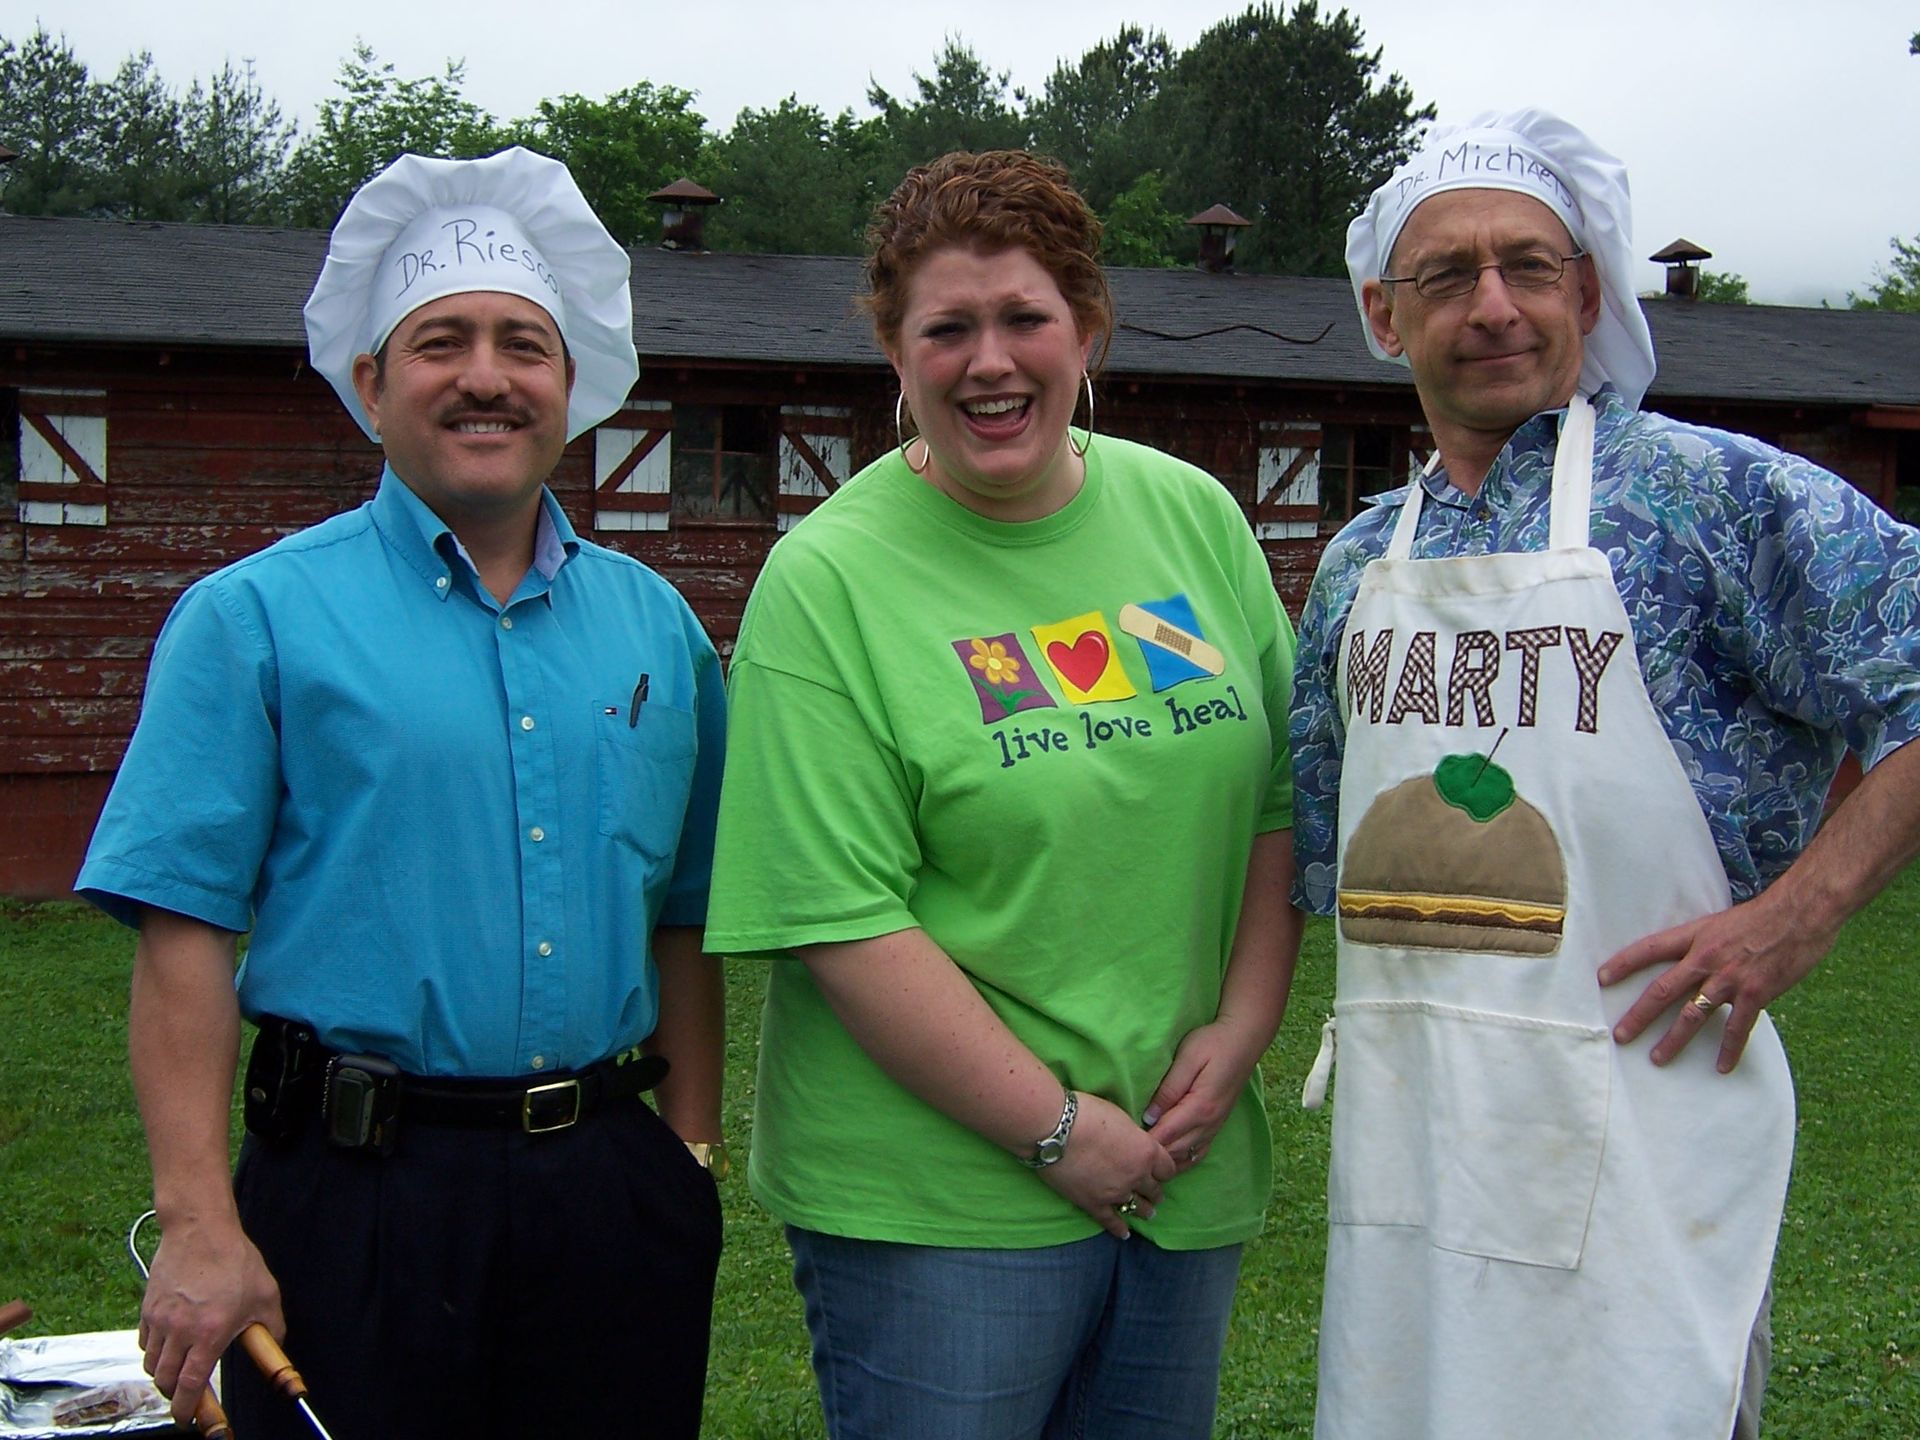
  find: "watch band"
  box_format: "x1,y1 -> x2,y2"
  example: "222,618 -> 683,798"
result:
1021,1089 -> 1078,1169
685,1140 -> 730,1179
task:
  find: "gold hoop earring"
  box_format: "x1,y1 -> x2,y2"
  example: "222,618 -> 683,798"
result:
1067,373 -> 1095,458
894,392 -> 930,475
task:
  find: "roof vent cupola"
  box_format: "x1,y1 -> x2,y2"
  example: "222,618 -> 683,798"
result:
1649,238 -> 1712,300
648,178 -> 722,252
1186,204 -> 1251,274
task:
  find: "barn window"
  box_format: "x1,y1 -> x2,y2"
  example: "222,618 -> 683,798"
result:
16,388 -> 108,526
1317,425 -> 1398,527
671,405 -> 776,524
594,403 -> 673,532
776,405 -> 852,532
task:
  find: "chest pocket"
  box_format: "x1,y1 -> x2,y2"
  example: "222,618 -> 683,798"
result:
1327,998 -> 1609,1270
596,703 -> 698,861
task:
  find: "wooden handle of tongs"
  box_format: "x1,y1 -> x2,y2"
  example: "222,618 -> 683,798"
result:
0,1299 -> 30,1337
238,1323 -> 309,1399
194,1386 -> 234,1439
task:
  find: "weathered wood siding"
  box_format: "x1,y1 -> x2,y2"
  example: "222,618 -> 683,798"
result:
2,344 -> 1901,897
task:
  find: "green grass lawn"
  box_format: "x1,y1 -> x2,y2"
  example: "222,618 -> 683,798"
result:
3,880 -> 1917,1437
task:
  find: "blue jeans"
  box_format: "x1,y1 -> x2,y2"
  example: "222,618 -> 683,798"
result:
786,1226 -> 1244,1440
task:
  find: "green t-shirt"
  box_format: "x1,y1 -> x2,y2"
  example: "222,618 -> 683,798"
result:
708,436 -> 1296,1248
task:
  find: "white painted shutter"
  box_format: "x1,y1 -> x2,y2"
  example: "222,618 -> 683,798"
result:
18,388 -> 109,527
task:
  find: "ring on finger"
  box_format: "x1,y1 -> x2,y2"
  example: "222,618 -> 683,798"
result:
1689,991 -> 1721,1015
1116,1194 -> 1141,1217
1187,1144 -> 1200,1163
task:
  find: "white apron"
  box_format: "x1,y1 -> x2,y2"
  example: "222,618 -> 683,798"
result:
1311,396 -> 1796,1439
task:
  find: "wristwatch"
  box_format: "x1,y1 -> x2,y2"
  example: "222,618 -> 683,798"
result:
684,1141 -> 731,1179
1020,1089 -> 1078,1169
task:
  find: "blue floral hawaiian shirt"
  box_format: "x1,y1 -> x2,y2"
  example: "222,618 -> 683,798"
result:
1290,386 -> 1920,914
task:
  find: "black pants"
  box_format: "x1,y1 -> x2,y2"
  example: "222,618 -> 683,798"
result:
227,1097 -> 722,1439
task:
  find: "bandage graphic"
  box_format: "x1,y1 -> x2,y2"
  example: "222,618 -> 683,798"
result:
1118,603 -> 1226,676
1120,596 -> 1223,692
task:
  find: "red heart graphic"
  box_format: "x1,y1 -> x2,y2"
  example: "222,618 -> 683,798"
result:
1047,631 -> 1110,692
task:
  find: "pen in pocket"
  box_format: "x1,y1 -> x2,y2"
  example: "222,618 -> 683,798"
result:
628,673 -> 650,728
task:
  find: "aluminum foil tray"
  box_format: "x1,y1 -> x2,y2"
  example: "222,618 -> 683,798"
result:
0,1331 -> 175,1437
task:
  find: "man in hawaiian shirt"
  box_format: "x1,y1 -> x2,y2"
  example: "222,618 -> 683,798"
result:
1291,108 -> 1920,1440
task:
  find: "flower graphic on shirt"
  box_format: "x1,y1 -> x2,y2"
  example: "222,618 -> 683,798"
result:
951,633 -> 1057,723
968,638 -> 1023,687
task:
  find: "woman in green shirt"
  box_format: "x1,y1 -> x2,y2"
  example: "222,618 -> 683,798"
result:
707,149 -> 1302,1440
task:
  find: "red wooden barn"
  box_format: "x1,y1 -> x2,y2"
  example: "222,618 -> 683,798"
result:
3,213 -> 1917,896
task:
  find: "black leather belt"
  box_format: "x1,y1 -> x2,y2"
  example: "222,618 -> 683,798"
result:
384,1056 -> 670,1132
244,1015 -> 669,1151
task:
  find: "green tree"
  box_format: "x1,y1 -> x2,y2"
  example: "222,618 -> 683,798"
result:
1159,2 -> 1433,276
1101,170 -> 1182,268
705,97 -> 877,255
96,51 -> 188,219
0,26 -> 105,214
1849,235 -> 1920,312
280,43 -> 508,227
1026,26 -> 1176,215
179,60 -> 295,225
865,38 -> 1027,176
520,82 -> 710,246
1695,269 -> 1750,304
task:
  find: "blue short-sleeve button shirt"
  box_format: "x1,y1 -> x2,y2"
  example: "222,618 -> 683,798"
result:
78,468 -> 725,1077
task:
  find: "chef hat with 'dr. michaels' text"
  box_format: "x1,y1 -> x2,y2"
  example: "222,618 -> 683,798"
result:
1344,108 -> 1657,411
303,147 -> 639,442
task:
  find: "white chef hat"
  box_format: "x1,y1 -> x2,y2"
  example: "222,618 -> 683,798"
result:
304,147 -> 639,441
1344,108 -> 1656,410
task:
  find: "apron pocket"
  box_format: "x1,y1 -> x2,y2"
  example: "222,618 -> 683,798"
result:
1328,998 -> 1609,1271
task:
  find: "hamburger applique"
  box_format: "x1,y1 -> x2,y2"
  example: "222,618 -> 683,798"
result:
1338,753 -> 1567,955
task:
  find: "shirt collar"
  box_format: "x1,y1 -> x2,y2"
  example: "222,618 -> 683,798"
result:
370,466 -> 580,599
531,487 -> 580,579
1362,384 -> 1630,514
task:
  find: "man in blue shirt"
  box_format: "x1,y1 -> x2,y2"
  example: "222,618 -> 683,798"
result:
1293,111 -> 1920,1439
77,148 -> 727,1439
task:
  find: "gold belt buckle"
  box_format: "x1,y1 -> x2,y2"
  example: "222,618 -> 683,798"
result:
522,1078 -> 582,1134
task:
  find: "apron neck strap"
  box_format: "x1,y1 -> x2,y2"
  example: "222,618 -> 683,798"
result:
1384,393 -> 1597,561
1385,452 -> 1440,560
1548,392 -> 1596,552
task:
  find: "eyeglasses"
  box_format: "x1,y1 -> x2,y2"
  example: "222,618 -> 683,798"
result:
1382,251 -> 1587,301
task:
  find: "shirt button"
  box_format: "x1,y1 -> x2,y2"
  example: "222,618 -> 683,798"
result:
529,826 -> 545,842
537,940 -> 553,956
434,576 -> 448,590
531,1055 -> 546,1070
500,616 -> 514,631
520,715 -> 535,731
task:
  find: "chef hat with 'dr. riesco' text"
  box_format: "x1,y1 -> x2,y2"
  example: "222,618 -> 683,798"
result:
1344,108 -> 1657,411
303,146 -> 639,442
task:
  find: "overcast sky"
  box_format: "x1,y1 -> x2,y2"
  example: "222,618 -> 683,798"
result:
6,0 -> 1917,305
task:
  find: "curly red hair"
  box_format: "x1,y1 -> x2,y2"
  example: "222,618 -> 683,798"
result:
863,150 -> 1114,372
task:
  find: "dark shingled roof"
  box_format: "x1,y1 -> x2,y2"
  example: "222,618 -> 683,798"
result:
0,215 -> 323,348
4,214 -> 1918,409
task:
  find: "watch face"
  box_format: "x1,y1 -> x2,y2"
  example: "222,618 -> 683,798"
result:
688,1141 -> 730,1179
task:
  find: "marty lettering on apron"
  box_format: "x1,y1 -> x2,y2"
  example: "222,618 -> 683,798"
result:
1344,624 -> 1622,734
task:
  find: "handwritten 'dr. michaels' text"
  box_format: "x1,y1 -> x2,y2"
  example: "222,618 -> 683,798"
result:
1392,142 -> 1576,211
